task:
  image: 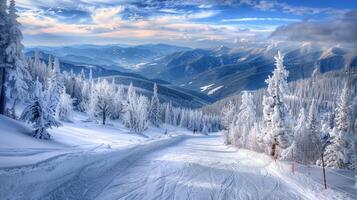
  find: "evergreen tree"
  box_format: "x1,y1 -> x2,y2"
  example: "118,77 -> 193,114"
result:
303,100 -> 321,164
123,83 -> 148,133
237,91 -> 256,147
46,57 -> 63,116
96,79 -> 113,125
56,87 -> 74,122
0,0 -> 9,114
111,84 -> 124,120
325,81 -> 355,169
21,78 -> 61,139
262,51 -> 292,153
164,102 -> 172,124
222,101 -> 235,130
5,0 -> 31,118
149,83 -> 161,127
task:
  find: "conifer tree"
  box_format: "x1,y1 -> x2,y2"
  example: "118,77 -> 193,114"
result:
21,78 -> 61,139
149,83 -> 161,127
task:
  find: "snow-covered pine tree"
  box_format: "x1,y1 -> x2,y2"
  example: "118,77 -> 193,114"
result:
123,83 -> 136,131
111,83 -> 124,120
0,0 -> 9,114
149,83 -> 161,127
303,99 -> 321,164
222,101 -> 235,130
123,83 -> 149,133
293,108 -> 308,163
96,79 -> 113,125
235,91 -> 256,147
179,108 -> 188,127
28,51 -> 48,85
86,82 -> 98,121
56,87 -> 74,122
164,102 -> 172,125
324,80 -> 355,169
5,0 -> 31,118
46,57 -> 63,117
262,51 -> 292,154
135,94 -> 149,133
21,78 -> 61,139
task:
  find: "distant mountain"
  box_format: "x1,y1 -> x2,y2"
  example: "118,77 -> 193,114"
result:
25,44 -> 191,71
25,50 -> 213,108
139,43 -> 357,99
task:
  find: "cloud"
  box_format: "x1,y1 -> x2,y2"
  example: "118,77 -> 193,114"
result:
270,11 -> 357,44
254,0 -> 348,15
91,6 -> 124,24
16,0 -> 353,47
221,17 -> 300,22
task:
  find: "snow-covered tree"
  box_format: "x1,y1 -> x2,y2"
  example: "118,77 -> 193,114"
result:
222,101 -> 235,130
135,95 -> 149,133
56,87 -> 74,121
238,91 -> 256,147
336,81 -> 351,132
179,109 -> 188,127
149,83 -> 161,127
21,78 -> 61,139
85,80 -> 98,121
262,51 -> 292,153
164,102 -> 173,124
96,79 -> 113,125
324,81 -> 355,169
123,83 -> 149,133
111,83 -> 124,120
229,91 -> 256,147
46,57 -> 63,117
302,100 -> 321,164
0,0 -> 9,115
4,0 -> 31,118
293,108 -> 307,162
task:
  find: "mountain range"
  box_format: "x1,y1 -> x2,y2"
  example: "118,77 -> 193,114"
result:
26,42 -> 357,106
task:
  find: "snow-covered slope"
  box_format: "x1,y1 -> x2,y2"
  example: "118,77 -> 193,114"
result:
1,132 -> 356,200
0,115 -> 356,199
0,114 -> 188,169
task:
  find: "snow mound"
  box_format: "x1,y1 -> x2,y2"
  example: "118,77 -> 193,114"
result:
0,115 -> 61,149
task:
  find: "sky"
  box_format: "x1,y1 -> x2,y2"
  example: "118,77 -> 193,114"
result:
15,0 -> 357,48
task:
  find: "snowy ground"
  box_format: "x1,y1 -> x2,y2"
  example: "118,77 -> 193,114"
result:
0,115 -> 356,200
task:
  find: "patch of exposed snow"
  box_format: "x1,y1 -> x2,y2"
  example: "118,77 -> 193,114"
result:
134,62 -> 148,69
208,85 -> 223,95
200,84 -> 214,92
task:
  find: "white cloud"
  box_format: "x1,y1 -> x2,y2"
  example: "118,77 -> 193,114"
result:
91,6 -> 124,24
221,17 -> 300,22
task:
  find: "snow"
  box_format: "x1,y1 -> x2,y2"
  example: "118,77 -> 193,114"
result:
207,85 -> 223,95
133,62 -> 148,70
0,113 -> 187,169
0,115 -> 356,199
200,83 -> 214,92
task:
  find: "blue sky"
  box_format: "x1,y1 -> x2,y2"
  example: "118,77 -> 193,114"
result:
16,0 -> 357,47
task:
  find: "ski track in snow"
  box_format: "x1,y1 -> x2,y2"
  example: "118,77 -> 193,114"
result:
0,135 -> 353,200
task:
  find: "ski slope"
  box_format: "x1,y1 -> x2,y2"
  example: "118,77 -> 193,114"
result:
1,131 -> 356,200
0,115 -> 356,200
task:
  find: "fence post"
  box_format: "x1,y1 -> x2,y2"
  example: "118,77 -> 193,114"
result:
321,153 -> 327,189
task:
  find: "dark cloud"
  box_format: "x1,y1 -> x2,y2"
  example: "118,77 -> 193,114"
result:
270,11 -> 357,44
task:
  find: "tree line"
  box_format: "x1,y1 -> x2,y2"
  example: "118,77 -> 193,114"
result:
221,51 -> 357,170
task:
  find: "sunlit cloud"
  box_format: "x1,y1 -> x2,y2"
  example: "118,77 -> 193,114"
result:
15,0 -> 354,47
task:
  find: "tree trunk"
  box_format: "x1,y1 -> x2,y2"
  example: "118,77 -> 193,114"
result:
0,67 -> 6,115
